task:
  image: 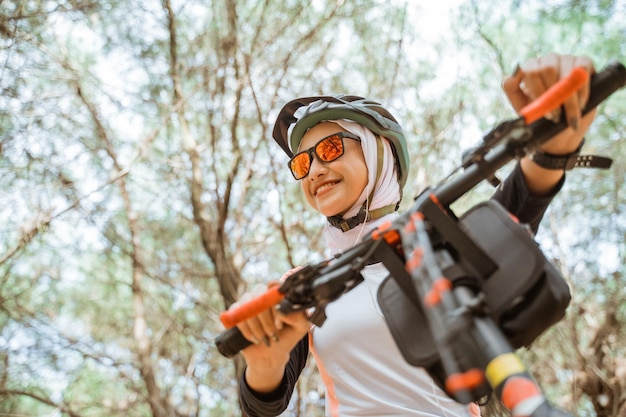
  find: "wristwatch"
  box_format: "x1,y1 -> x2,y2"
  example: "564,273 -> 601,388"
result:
530,140 -> 613,171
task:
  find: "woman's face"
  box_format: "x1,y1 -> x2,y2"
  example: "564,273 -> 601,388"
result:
297,122 -> 368,217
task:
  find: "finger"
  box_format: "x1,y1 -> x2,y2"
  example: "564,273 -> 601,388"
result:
271,267 -> 304,330
230,283 -> 272,345
558,55 -> 583,130
257,306 -> 280,344
518,57 -> 550,102
243,313 -> 275,347
502,64 -> 528,113
280,266 -> 304,282
280,310 -> 311,331
537,53 -> 561,121
237,320 -> 260,345
272,304 -> 285,331
573,55 -> 595,109
248,283 -> 281,344
267,280 -> 285,331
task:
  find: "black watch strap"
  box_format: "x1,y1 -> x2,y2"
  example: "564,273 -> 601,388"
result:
530,140 -> 613,171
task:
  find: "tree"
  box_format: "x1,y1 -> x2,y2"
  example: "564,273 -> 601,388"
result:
0,1 -> 430,415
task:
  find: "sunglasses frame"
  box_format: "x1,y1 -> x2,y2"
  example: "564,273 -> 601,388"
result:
288,131 -> 361,180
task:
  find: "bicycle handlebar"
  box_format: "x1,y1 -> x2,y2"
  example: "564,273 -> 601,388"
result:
220,285 -> 284,329
519,66 -> 589,124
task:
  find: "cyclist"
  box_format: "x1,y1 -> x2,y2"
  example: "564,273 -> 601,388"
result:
233,53 -> 597,417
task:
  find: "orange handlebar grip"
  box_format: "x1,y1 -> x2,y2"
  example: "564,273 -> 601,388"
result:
520,67 -> 590,124
220,286 -> 285,329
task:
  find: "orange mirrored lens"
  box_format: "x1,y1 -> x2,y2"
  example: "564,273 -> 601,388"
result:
316,135 -> 343,162
289,133 -> 351,179
290,153 -> 311,179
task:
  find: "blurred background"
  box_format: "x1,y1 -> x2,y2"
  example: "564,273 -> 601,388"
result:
0,0 -> 624,416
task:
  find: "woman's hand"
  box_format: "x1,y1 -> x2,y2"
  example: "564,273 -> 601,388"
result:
230,271 -> 311,393
502,53 -> 597,195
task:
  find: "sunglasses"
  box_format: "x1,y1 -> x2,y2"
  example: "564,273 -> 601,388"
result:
288,132 -> 361,180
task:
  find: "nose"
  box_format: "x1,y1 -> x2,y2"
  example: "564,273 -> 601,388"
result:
307,152 -> 327,178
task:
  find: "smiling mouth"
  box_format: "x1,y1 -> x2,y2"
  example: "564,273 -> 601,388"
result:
315,181 -> 339,196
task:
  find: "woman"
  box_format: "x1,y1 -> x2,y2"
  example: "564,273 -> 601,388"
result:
232,53 -> 597,417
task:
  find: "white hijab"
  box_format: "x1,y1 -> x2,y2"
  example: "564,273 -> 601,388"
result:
322,120 -> 402,255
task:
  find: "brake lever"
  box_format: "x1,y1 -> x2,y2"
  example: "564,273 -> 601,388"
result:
462,118 -> 532,169
275,260 -> 329,314
306,262 -> 365,326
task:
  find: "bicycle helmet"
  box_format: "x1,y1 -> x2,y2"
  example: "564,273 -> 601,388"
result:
272,95 -> 410,188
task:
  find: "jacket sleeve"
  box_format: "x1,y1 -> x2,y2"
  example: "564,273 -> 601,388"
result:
491,162 -> 565,234
239,335 -> 310,417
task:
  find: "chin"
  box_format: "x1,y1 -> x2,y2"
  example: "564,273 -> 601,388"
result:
315,206 -> 342,218
316,207 -> 337,217
322,207 -> 348,218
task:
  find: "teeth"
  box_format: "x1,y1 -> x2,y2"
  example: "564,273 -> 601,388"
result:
315,182 -> 336,195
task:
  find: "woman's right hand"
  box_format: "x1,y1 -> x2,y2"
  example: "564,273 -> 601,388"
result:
231,271 -> 311,393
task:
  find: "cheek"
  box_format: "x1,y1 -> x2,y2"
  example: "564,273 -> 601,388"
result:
345,144 -> 368,188
352,160 -> 369,192
300,182 -> 315,206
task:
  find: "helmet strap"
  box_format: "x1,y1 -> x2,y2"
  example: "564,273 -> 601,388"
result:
327,135 -> 398,232
327,203 -> 397,232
